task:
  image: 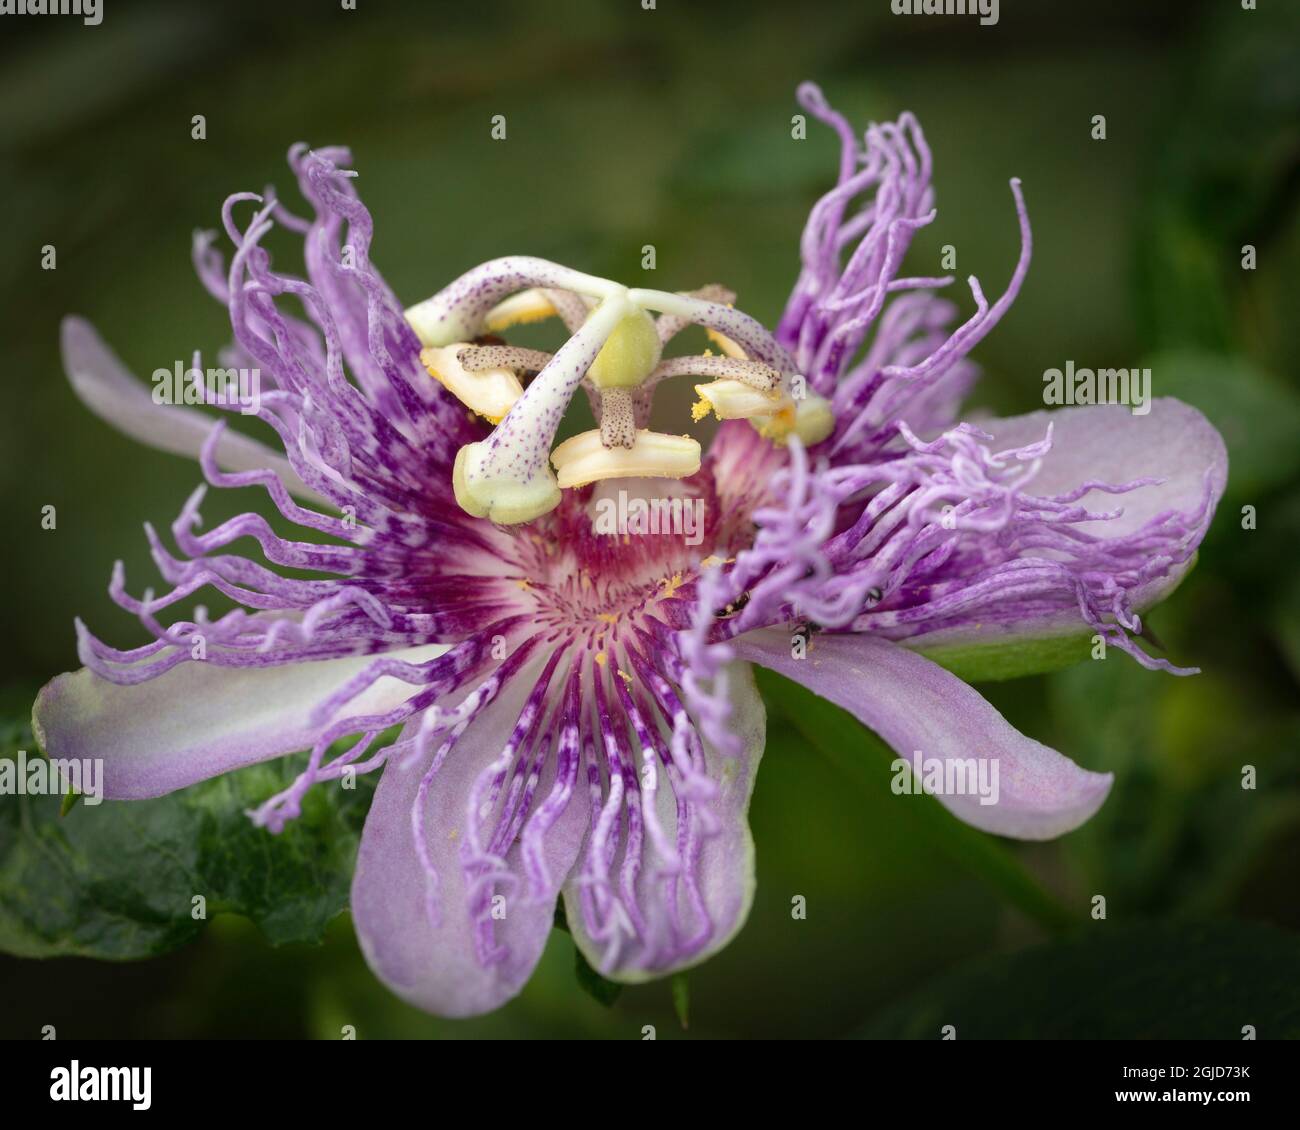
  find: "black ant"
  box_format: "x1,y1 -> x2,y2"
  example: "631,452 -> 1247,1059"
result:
713,591 -> 751,619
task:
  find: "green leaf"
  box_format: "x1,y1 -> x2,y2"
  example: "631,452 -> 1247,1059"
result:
857,920 -> 1300,1039
59,784 -> 81,817
573,945 -> 623,1008
755,668 -> 1077,935
542,900 -> 625,1009
909,557 -> 1202,684
913,631 -> 1094,684
555,894 -> 623,1006
0,713 -> 377,960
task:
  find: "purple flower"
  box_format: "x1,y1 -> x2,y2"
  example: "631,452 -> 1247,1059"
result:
34,83 -> 1226,1016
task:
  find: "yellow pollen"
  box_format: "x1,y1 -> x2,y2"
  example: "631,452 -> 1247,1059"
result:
752,402 -> 798,440
596,612 -> 619,624
753,392 -> 834,446
484,288 -> 559,333
694,378 -> 787,422
659,572 -> 684,597
594,651 -> 608,666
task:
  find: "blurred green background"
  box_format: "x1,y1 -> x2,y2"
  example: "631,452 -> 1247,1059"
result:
1,0 -> 1298,1038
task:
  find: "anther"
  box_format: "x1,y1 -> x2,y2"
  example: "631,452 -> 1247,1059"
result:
483,288 -> 558,333
550,429 -> 701,489
598,388 -> 638,449
420,344 -> 522,424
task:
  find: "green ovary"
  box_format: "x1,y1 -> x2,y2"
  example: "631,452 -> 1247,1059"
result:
587,308 -> 662,389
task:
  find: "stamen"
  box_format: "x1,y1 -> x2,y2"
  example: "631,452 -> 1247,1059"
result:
423,262 -> 801,521
404,257 -> 620,347
693,378 -> 789,421
598,387 -> 637,449
787,393 -> 836,445
705,329 -> 748,359
692,380 -> 835,446
542,287 -> 593,333
550,429 -> 701,488
452,292 -> 630,524
628,286 -> 795,370
655,284 -> 736,345
420,344 -> 522,424
650,354 -> 780,391
747,403 -> 798,440
458,344 -> 555,375
484,288 -> 558,332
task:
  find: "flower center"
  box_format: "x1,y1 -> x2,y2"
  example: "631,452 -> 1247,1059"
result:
403,258 -> 834,526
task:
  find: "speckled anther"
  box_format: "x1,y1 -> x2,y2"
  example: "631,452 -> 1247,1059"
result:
541,287 -> 593,333
551,429 -> 701,489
